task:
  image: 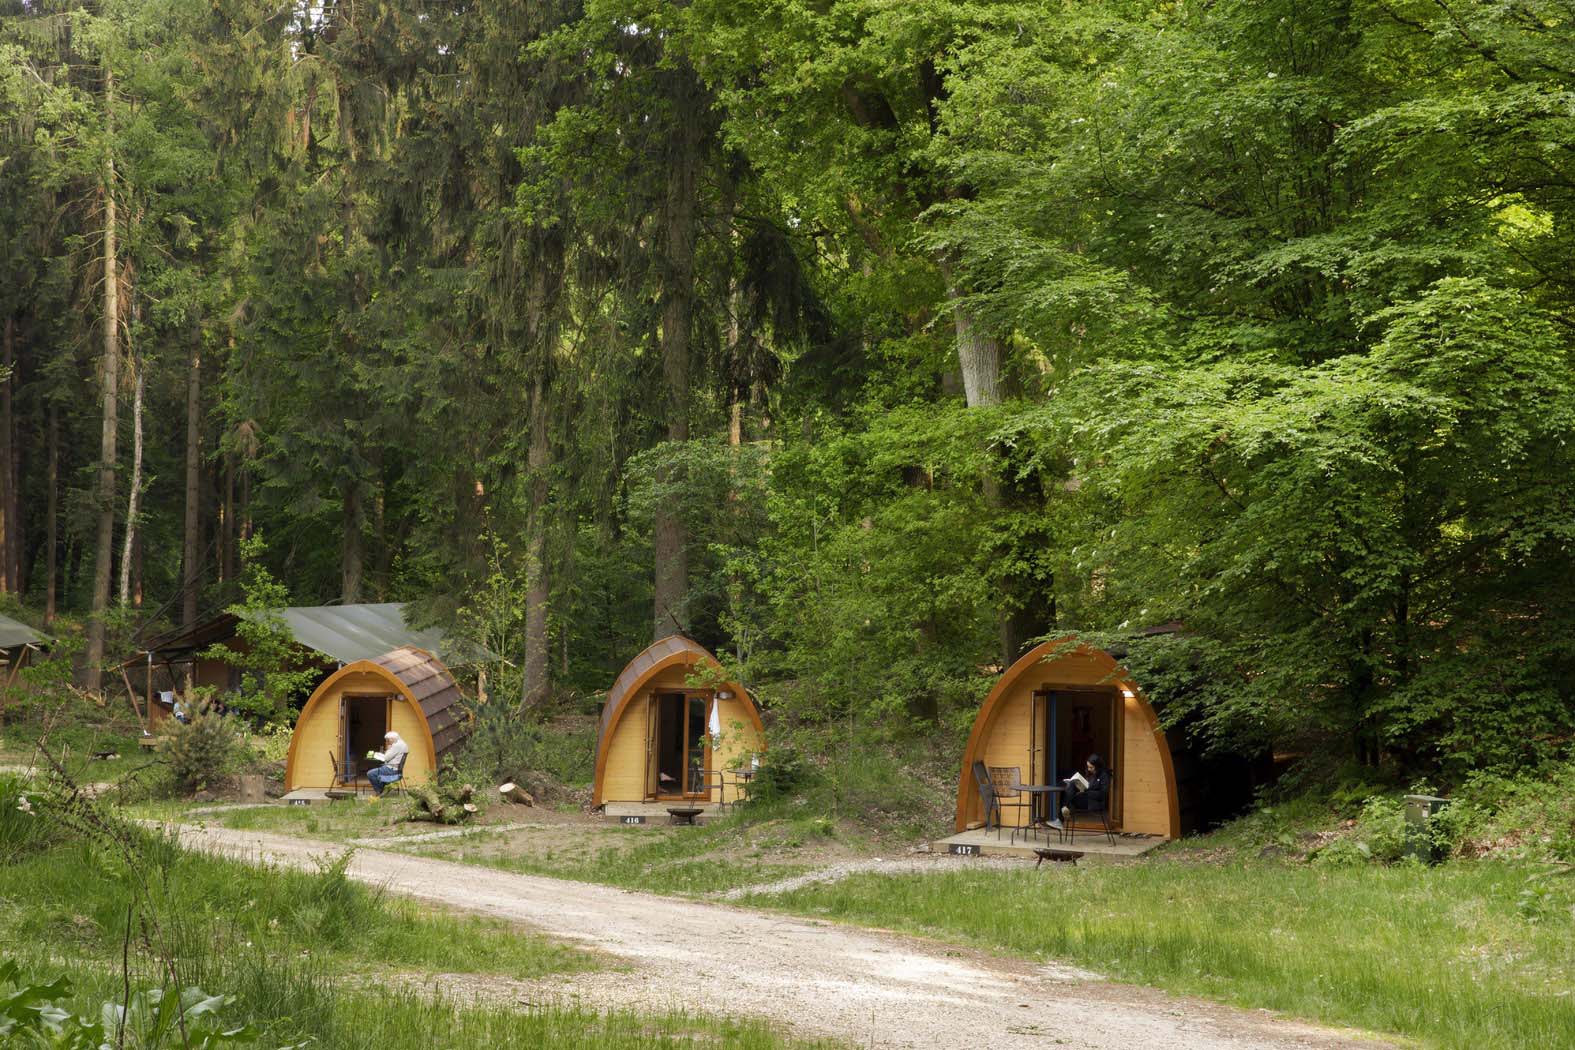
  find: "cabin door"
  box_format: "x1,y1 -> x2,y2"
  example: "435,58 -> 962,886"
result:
1040,689 -> 1123,827
344,695 -> 391,779
651,692 -> 710,799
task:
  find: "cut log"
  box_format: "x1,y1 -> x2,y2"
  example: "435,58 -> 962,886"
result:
462,803 -> 478,816
498,782 -> 534,806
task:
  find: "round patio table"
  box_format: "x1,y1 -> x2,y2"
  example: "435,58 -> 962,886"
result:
1015,784 -> 1066,843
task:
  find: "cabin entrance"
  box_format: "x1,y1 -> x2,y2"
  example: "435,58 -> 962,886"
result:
1029,688 -> 1123,826
648,692 -> 709,799
342,695 -> 390,776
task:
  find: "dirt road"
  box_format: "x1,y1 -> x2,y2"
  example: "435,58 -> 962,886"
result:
172,823 -> 1388,1050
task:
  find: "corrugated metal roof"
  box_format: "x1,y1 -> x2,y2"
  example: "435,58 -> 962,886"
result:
241,603 -> 450,665
0,613 -> 47,651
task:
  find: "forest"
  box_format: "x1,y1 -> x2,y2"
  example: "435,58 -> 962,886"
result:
3,0 -> 1574,784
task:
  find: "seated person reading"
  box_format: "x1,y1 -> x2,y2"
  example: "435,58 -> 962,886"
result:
1060,753 -> 1110,824
365,732 -> 408,798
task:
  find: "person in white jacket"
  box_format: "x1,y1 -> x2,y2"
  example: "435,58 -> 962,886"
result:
366,731 -> 409,798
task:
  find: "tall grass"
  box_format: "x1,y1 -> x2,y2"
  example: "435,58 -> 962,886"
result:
0,815 -> 590,981
751,858 -> 1575,1050
4,949 -> 839,1050
2,788 -> 840,1050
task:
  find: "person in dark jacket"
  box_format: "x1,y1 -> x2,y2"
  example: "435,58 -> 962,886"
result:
1060,753 -> 1110,824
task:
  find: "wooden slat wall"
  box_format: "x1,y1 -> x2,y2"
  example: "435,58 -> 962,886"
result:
288,669 -> 435,791
1120,696 -> 1171,836
710,694 -> 765,803
599,666 -> 767,804
600,664 -> 692,801
962,645 -> 1178,838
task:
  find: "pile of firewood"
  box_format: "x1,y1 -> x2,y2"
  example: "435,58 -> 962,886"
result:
405,781 -> 479,824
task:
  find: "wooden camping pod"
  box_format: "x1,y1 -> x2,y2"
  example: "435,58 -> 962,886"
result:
592,635 -> 765,807
284,646 -> 468,792
954,639 -> 1182,838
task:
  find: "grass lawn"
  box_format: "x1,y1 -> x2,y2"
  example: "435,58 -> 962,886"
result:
1,776 -> 842,1050
743,854 -> 1575,1050
0,722 -> 151,783
174,795 -> 859,897
0,825 -> 592,981
397,804 -> 856,896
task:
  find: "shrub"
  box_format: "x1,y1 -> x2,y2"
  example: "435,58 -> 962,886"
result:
748,744 -> 810,804
163,706 -> 242,794
1312,795 -> 1409,865
247,722 -> 294,766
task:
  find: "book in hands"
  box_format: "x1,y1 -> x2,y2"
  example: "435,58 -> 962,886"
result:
1066,772 -> 1089,790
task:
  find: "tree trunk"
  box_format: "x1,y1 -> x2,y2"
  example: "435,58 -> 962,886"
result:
182,341 -> 202,626
118,358 -> 144,606
945,271 -> 1038,662
949,286 -> 1002,410
220,453 -> 234,586
522,376 -> 552,708
341,481 -> 363,603
0,315 -> 14,593
44,404 -> 58,624
652,78 -> 702,641
84,69 -> 119,691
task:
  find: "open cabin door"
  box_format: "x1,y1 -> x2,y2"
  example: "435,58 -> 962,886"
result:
338,697 -> 350,782
647,691 -> 712,800
1037,687 -> 1124,827
642,692 -> 656,801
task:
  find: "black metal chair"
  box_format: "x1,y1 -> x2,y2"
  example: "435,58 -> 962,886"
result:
971,760 -> 1000,834
328,750 -> 362,795
988,766 -> 1033,841
1064,769 -> 1117,846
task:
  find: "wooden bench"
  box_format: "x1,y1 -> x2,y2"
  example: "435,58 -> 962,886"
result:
667,806 -> 704,826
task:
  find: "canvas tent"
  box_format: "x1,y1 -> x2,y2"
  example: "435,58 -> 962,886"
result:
284,646 -> 468,792
592,635 -> 765,809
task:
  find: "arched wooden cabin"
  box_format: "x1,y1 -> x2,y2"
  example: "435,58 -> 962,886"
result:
955,640 -> 1181,838
284,646 -> 468,793
593,636 -> 765,808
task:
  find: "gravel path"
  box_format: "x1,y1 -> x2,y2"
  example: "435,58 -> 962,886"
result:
170,823 -> 1390,1050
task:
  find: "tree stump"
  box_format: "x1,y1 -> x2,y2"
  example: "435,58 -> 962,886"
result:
498,782 -> 534,806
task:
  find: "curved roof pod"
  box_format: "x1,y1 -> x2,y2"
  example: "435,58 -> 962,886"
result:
954,638 -> 1181,839
284,646 -> 469,792
592,635 -> 764,807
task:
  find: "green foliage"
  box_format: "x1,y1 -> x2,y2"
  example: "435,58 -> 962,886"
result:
198,537 -> 318,722
454,706 -> 596,791
161,705 -> 242,794
9,0 -> 1575,795
0,961 -> 272,1050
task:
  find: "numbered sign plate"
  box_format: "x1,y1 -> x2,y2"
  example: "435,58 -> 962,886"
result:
948,842 -> 982,856
620,815 -> 646,825
287,798 -> 310,807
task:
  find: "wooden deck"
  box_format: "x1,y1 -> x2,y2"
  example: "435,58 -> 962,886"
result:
936,826 -> 1166,862
602,800 -> 727,825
